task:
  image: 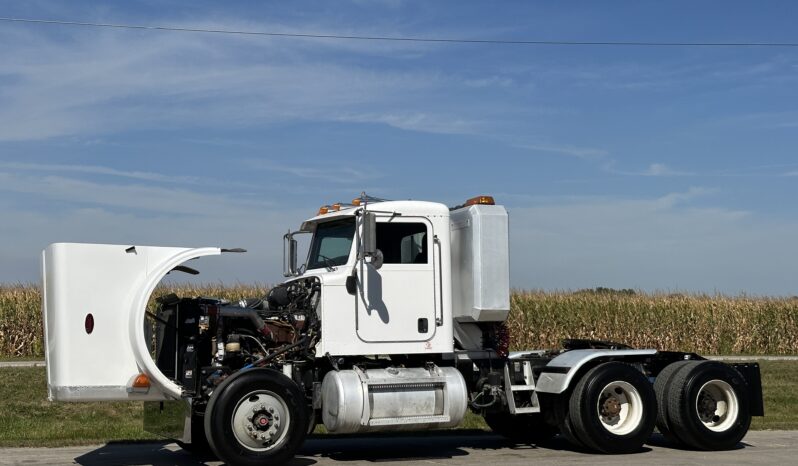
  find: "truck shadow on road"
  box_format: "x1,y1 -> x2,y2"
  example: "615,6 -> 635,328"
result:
646,433 -> 748,451
72,431 -> 546,465
73,431 -> 753,465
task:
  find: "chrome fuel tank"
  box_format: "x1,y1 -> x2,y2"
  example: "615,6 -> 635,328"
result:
321,365 -> 468,433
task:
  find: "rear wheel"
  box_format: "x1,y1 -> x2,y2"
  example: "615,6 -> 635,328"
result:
204,369 -> 309,466
666,361 -> 751,450
568,362 -> 656,454
559,411 -> 585,448
484,412 -> 557,445
653,361 -> 699,446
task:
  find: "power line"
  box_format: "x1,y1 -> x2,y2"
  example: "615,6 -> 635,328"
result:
1,16 -> 797,48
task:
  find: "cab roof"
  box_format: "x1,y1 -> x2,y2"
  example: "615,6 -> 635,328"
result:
301,200 -> 449,231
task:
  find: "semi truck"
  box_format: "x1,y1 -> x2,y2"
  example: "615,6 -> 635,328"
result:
41,194 -> 763,466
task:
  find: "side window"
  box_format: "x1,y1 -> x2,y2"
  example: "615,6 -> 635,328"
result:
375,222 -> 428,264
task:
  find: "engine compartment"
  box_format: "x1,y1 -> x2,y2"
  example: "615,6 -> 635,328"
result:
151,277 -> 321,399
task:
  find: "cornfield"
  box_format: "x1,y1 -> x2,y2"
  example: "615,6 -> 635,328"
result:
507,290 -> 798,354
1,284 -> 797,358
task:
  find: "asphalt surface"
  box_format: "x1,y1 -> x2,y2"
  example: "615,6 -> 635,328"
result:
0,431 -> 795,466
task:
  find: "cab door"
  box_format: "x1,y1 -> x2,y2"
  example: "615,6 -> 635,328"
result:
356,216 -> 438,343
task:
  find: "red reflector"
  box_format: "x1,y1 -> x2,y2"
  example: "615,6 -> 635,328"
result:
85,313 -> 94,334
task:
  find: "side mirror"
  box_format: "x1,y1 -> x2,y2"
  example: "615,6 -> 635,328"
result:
362,211 -> 377,256
289,239 -> 298,275
283,233 -> 299,277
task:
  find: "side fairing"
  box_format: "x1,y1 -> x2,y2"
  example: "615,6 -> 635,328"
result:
42,243 -> 221,401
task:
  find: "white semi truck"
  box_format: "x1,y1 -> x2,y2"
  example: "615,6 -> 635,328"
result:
42,194 -> 763,466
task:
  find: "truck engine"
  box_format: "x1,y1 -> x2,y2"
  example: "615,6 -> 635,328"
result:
151,277 -> 321,400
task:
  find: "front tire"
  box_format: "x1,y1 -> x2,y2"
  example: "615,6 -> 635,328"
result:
666,361 -> 751,450
204,369 -> 309,466
569,362 -> 657,454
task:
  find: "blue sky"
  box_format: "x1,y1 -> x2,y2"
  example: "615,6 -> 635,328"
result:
1,1 -> 797,294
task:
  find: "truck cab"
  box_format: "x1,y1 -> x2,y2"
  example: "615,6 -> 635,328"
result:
290,199 -> 455,357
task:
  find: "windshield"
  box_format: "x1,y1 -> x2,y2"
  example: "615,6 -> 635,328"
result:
306,217 -> 356,270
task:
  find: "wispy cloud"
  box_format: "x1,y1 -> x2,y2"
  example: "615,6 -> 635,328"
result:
0,21 -> 454,142
498,187 -> 720,211
0,172 -> 270,216
243,159 -> 380,182
654,187 -> 718,209
606,162 -> 694,177
0,162 -> 200,184
507,189 -> 797,295
335,112 -> 483,135
644,163 -> 691,176
463,76 -> 515,88
515,143 -> 609,159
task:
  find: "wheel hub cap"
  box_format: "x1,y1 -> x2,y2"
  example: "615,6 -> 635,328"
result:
232,391 -> 290,451
601,397 -> 622,417
696,379 -> 739,432
596,381 -> 644,436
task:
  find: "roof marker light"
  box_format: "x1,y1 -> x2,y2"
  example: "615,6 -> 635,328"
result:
465,195 -> 495,206
318,206 -> 330,215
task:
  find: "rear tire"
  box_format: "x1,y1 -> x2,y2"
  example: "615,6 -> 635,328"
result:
666,361 -> 751,450
484,412 -> 557,445
559,411 -> 585,448
540,393 -> 585,449
653,361 -> 699,446
569,362 -> 656,454
204,369 -> 309,466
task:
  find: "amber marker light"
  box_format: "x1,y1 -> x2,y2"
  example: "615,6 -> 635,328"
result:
132,373 -> 150,389
318,206 -> 330,215
465,195 -> 495,206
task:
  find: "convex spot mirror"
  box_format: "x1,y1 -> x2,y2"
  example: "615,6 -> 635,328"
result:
369,249 -> 384,269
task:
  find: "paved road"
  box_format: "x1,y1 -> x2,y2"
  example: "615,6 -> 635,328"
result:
0,431 -> 795,466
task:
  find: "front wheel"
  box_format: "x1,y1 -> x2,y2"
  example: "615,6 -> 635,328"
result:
204,369 -> 309,466
568,362 -> 657,454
